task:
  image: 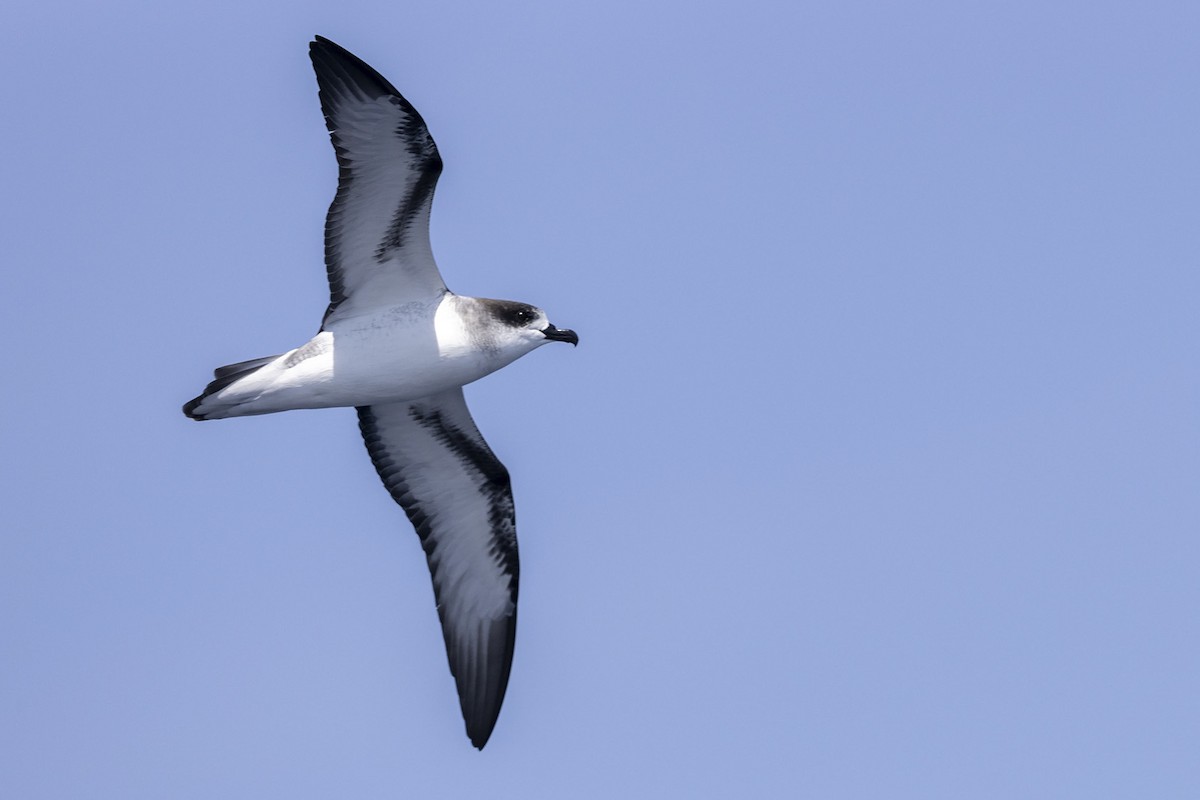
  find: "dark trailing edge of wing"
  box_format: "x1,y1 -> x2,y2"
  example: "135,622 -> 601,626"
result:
308,37 -> 444,329
357,400 -> 519,749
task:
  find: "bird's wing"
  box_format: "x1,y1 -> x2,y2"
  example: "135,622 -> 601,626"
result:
309,36 -> 448,328
357,389 -> 519,749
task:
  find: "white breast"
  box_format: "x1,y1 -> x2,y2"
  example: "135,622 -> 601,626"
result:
199,294 -> 532,418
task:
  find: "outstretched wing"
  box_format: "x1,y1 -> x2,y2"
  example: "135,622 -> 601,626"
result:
357,389 -> 519,749
309,37 -> 448,328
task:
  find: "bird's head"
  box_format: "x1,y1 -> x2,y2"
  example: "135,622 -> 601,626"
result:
486,300 -> 578,349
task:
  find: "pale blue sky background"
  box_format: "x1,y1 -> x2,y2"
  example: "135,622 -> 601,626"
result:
2,1 -> 1197,797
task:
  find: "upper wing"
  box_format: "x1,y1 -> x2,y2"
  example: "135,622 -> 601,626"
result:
357,389 -> 519,749
309,37 -> 448,328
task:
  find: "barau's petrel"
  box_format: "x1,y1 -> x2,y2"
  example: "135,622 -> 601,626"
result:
183,36 -> 577,749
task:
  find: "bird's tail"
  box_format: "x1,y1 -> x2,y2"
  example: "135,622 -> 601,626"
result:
183,354 -> 280,420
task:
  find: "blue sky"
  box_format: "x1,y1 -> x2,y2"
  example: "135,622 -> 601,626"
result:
2,1 -> 1197,796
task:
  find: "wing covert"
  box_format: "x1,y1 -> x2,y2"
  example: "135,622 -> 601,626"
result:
357,389 -> 519,749
310,37 -> 448,327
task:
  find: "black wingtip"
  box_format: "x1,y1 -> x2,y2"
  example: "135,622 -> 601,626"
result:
451,613 -> 516,752
467,713 -> 498,750
309,36 -> 344,63
463,696 -> 502,750
308,35 -> 405,100
310,34 -> 340,53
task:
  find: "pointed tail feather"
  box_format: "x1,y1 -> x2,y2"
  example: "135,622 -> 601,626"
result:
183,354 -> 280,420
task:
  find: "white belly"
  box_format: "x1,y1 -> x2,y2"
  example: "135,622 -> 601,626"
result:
203,300 -> 503,417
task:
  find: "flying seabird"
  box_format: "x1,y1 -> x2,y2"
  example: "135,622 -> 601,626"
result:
183,36 -> 577,749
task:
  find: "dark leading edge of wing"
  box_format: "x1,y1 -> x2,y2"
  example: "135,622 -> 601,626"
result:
357,390 -> 520,749
309,37 -> 447,328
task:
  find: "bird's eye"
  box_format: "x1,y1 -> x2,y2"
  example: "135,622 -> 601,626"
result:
513,309 -> 534,324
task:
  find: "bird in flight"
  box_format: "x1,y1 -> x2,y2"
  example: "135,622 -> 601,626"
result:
183,35 -> 577,749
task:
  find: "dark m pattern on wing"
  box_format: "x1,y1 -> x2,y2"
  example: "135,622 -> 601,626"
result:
376,139 -> 441,261
313,38 -> 444,328
356,404 -> 518,586
409,404 -> 519,578
355,400 -> 519,747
